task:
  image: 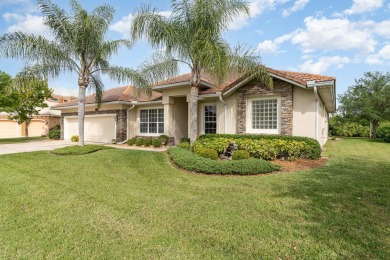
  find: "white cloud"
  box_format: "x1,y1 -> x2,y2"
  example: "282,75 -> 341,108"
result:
51,86 -> 78,97
256,40 -> 279,54
282,0 -> 310,17
290,16 -> 376,54
110,11 -> 172,38
343,0 -> 383,15
229,0 -> 290,30
298,56 -> 350,74
374,20 -> 390,38
3,12 -> 50,38
366,45 -> 390,64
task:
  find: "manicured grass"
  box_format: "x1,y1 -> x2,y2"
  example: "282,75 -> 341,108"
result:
52,145 -> 113,155
0,138 -> 389,258
0,136 -> 47,144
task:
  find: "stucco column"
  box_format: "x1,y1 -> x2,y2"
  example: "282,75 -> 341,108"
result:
163,96 -> 174,137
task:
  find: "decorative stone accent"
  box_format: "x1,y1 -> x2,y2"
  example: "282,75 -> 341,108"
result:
236,78 -> 293,135
61,109 -> 128,142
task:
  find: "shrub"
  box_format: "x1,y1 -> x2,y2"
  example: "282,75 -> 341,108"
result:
126,137 -> 137,146
152,138 -> 162,148
50,124 -> 61,131
232,150 -> 250,160
194,134 -> 321,160
159,135 -> 169,145
143,138 -> 152,147
48,129 -> 61,139
377,122 -> 390,143
135,138 -> 144,146
180,137 -> 190,144
168,148 -> 280,175
193,147 -> 218,160
71,135 -> 79,142
177,142 -> 190,149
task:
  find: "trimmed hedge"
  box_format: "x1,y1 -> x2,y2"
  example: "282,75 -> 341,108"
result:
232,150 -> 250,160
168,148 -> 280,175
48,129 -> 61,139
194,134 -> 321,160
193,147 -> 218,160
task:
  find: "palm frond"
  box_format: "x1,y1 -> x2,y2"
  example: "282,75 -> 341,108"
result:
139,52 -> 179,85
88,74 -> 104,107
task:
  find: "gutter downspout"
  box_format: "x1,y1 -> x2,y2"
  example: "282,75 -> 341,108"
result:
217,92 -> 227,134
313,86 -> 319,144
118,104 -> 136,144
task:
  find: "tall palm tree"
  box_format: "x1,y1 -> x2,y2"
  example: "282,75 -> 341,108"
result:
0,0 -> 176,146
132,0 -> 273,142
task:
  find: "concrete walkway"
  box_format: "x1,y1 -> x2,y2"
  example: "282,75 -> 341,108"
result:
0,140 -> 74,155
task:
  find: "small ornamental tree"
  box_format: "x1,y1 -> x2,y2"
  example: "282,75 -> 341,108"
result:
338,71 -> 390,138
5,73 -> 52,137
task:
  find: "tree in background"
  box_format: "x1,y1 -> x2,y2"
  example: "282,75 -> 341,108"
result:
338,71 -> 390,138
0,0 -> 175,145
131,0 -> 273,142
1,72 -> 52,137
0,71 -> 18,110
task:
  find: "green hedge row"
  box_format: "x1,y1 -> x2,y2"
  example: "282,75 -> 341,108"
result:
168,148 -> 280,175
194,134 -> 321,160
378,122 -> 390,143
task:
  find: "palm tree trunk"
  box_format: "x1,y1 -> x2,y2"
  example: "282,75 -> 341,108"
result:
189,85 -> 198,143
78,86 -> 86,146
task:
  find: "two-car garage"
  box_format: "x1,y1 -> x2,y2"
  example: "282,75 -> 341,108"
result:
63,114 -> 116,143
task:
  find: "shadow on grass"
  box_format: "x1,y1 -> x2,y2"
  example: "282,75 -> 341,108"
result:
274,156 -> 390,258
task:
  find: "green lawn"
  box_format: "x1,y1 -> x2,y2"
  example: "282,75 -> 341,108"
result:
0,138 -> 389,258
0,136 -> 47,144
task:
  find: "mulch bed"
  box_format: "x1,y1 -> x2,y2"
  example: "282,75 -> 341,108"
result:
273,157 -> 328,173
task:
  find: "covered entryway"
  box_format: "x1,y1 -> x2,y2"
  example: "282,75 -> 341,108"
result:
64,114 -> 116,143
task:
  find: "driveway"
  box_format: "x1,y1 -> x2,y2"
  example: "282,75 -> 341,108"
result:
0,140 -> 74,155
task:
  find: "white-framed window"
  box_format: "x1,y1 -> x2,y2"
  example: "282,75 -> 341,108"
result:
246,96 -> 281,134
203,104 -> 217,134
139,108 -> 164,135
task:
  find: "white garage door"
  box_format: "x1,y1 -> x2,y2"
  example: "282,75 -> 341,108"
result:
0,120 -> 20,138
64,114 -> 116,143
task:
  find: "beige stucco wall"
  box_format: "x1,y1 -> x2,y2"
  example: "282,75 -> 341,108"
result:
293,87 -> 316,139
293,86 -> 330,146
172,97 -> 188,143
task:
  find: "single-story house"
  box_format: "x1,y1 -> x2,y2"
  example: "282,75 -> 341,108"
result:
52,67 -> 336,146
0,94 -> 76,138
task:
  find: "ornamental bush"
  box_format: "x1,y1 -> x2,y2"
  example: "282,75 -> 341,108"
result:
152,138 -> 162,147
126,137 -> 136,146
194,134 -> 321,160
143,138 -> 152,147
177,141 -> 190,149
159,135 -> 169,145
168,148 -> 280,175
135,138 -> 144,146
232,150 -> 250,160
193,147 -> 218,160
377,122 -> 390,143
71,135 -> 79,142
48,129 -> 61,139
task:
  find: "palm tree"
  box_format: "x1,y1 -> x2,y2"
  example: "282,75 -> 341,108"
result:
131,0 -> 273,143
0,0 -> 176,146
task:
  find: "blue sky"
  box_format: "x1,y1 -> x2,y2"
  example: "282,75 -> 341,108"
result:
0,0 -> 389,99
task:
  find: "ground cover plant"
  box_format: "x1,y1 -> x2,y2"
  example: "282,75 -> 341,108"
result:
169,147 -> 279,175
51,145 -> 112,155
0,138 -> 389,258
0,136 -> 46,144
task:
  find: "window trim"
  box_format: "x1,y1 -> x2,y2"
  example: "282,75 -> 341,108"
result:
137,106 -> 164,136
246,96 -> 281,134
201,103 -> 217,135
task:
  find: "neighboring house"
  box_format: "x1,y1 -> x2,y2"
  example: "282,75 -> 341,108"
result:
53,67 -> 336,146
0,94 -> 76,138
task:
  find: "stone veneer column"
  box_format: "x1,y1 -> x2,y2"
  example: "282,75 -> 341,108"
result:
236,78 -> 293,135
